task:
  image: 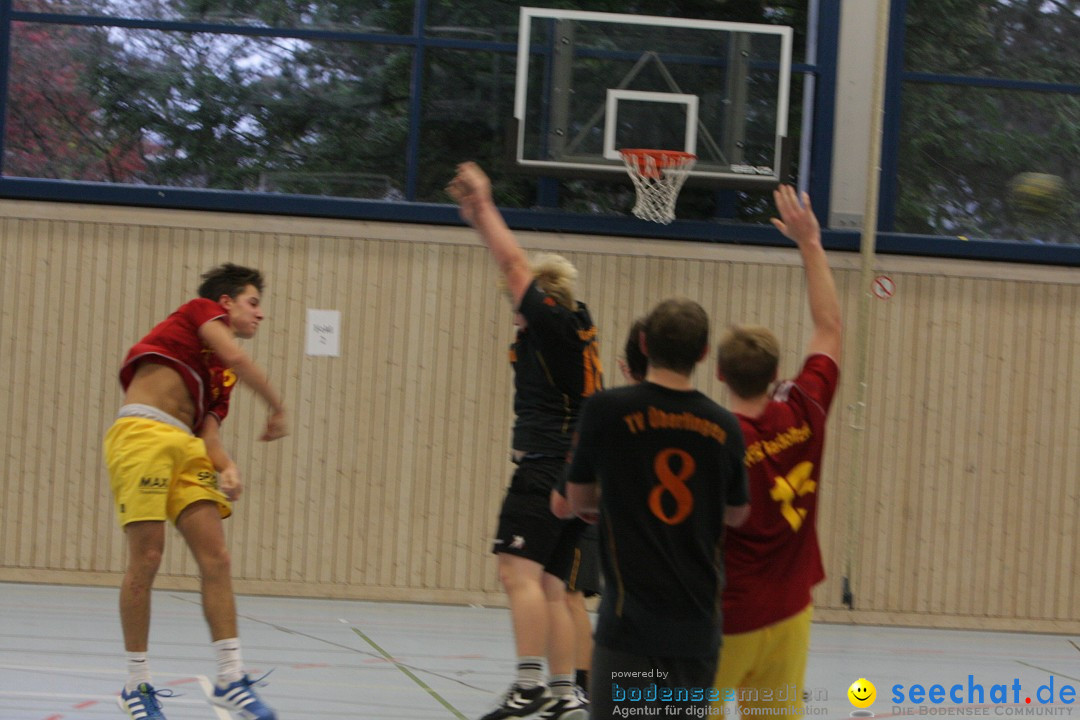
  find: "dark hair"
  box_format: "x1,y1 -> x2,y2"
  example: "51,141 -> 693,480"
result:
623,317 -> 648,383
643,298 -> 709,375
198,263 -> 264,301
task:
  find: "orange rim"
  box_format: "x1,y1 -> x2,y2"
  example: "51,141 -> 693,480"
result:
619,149 -> 697,178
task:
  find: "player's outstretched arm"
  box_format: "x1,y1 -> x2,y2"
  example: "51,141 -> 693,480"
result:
771,185 -> 842,361
447,162 -> 533,308
198,319 -> 288,441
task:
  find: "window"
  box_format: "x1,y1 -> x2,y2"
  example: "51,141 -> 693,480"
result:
887,0 -> 1078,246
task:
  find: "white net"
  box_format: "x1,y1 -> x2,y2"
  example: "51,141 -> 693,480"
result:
620,150 -> 697,224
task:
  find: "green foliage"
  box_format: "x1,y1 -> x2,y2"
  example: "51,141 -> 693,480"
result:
897,0 -> 1079,243
75,0 -> 807,213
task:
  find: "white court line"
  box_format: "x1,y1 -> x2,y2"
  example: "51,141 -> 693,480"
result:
0,663 -> 193,676
0,668 -> 229,718
0,691 -> 123,700
0,689 -> 215,707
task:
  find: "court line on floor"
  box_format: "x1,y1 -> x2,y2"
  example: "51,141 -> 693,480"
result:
0,668 -> 231,720
1014,660 -> 1080,684
350,626 -> 469,720
167,594 -> 491,692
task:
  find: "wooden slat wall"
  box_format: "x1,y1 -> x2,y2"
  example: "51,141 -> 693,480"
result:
1,200 -> 1078,631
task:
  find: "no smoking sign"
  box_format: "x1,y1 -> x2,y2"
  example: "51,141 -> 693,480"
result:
872,275 -> 895,300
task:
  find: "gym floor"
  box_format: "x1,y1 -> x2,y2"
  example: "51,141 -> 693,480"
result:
2,582 -> 1078,719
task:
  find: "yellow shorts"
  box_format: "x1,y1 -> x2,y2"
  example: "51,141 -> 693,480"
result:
104,416 -> 231,527
713,603 -> 813,719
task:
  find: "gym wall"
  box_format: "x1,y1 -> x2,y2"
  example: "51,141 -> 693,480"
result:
1,199 -> 1078,633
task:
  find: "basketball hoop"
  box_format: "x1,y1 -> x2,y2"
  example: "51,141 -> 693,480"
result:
619,149 -> 697,224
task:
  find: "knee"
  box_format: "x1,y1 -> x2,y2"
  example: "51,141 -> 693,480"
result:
498,565 -> 522,592
197,546 -> 232,579
127,546 -> 163,582
499,565 -> 538,596
541,572 -> 567,602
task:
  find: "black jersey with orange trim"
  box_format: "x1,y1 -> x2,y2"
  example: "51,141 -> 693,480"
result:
510,280 -> 602,456
567,382 -> 748,658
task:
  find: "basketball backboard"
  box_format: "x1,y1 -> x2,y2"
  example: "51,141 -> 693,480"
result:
513,8 -> 793,188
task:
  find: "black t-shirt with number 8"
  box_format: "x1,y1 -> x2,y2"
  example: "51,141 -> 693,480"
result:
567,381 -> 748,659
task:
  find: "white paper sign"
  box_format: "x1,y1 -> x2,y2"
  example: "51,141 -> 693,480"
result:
306,309 -> 341,357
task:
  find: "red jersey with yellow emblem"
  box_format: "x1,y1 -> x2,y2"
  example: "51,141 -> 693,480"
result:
722,353 -> 839,634
119,298 -> 237,431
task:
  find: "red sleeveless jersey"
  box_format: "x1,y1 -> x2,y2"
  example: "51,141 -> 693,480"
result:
119,298 -> 236,432
722,353 -> 839,634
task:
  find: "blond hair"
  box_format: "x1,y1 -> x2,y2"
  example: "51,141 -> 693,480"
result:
529,253 -> 578,310
716,325 -> 780,398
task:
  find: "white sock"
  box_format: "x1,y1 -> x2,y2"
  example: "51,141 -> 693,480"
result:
126,652 -> 151,692
515,656 -> 545,689
212,637 -> 244,685
549,674 -> 576,698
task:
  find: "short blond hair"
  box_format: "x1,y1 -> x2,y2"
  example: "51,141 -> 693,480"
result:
717,325 -> 780,398
529,253 -> 577,310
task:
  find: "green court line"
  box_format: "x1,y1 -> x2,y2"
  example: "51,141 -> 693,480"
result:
351,626 -> 470,720
1015,659 -> 1080,684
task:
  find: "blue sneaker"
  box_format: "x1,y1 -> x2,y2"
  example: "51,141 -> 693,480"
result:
117,682 -> 175,720
211,673 -> 277,720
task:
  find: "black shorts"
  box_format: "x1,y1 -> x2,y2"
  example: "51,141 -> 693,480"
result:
590,644 -> 717,720
493,457 -> 576,569
549,519 -> 602,597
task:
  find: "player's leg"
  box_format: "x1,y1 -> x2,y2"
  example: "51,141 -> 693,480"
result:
499,553 -> 549,657
729,605 -> 813,720
175,500 -> 276,720
175,500 -> 237,640
712,627 -> 759,714
170,434 -> 274,720
120,521 -> 166,655
483,459 -> 571,719
536,570 -> 586,719
566,590 -> 593,692
564,522 -> 600,696
535,521 -> 590,719
479,552 -> 551,720
105,417 -> 177,718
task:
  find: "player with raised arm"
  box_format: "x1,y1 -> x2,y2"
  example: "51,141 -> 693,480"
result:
449,162 -> 597,720
712,185 -> 842,719
104,263 -> 287,720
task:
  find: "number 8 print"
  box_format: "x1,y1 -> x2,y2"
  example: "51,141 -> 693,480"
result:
648,448 -> 695,525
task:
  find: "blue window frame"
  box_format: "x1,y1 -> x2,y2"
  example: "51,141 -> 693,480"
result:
0,0 -> 1073,264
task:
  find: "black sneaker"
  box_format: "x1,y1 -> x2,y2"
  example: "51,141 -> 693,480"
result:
479,683 -> 549,720
538,692 -> 588,720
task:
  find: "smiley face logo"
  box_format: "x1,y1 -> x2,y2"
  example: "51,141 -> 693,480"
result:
848,678 -> 876,708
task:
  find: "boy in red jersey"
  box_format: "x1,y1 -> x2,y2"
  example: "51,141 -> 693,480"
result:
712,185 -> 842,719
104,263 -> 287,720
